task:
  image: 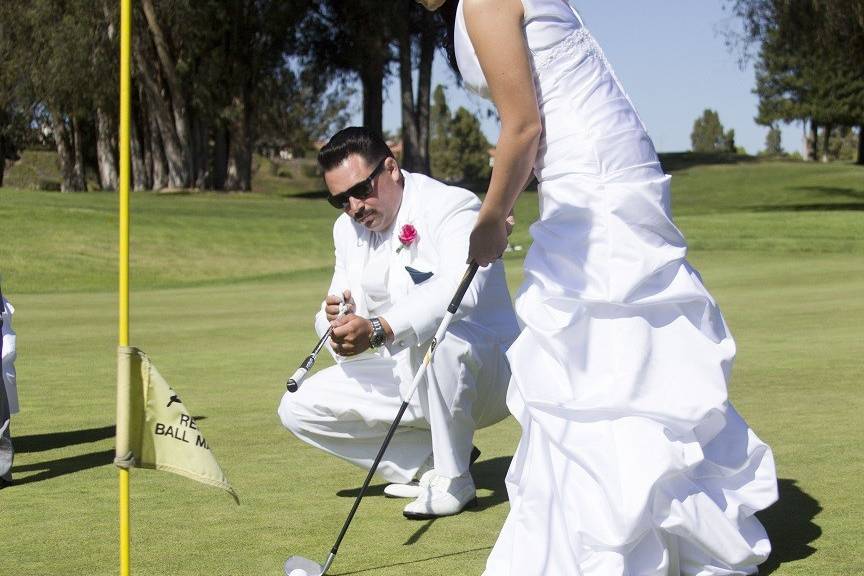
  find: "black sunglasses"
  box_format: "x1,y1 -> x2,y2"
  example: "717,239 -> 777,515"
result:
327,158 -> 388,210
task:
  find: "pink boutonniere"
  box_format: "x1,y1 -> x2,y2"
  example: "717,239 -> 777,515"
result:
396,224 -> 418,253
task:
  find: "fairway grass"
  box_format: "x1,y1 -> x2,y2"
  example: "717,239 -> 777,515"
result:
1,159 -> 862,575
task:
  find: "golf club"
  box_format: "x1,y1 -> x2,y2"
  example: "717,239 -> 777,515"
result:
283,261 -> 480,576
286,300 -> 347,393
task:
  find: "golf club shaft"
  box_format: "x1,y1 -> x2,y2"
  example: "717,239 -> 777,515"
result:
286,327 -> 332,392
326,262 -> 480,563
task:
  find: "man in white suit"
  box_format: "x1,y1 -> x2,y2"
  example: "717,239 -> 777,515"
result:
278,127 -> 519,518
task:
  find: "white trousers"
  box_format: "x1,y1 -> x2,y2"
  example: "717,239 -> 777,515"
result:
278,324 -> 511,483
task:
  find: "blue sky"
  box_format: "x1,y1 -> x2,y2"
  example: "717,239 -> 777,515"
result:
379,1 -> 805,155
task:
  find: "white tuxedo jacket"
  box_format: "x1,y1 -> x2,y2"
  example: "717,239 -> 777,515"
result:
315,171 -> 519,371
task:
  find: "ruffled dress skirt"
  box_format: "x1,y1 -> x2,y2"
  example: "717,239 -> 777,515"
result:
483,28 -> 777,576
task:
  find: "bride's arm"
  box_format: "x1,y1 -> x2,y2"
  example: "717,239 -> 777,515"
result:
463,0 -> 541,266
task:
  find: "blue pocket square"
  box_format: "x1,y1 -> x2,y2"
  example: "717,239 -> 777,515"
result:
405,266 -> 434,284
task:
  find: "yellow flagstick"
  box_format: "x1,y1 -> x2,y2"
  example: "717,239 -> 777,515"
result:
118,0 -> 132,575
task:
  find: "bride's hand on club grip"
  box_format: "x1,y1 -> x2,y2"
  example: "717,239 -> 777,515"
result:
468,215 -> 509,267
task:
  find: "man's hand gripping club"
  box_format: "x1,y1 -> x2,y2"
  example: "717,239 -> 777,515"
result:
327,290 -> 393,357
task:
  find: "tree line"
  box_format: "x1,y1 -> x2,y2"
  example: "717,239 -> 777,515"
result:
726,0 -> 864,164
9,2 -> 856,193
0,1 -> 452,191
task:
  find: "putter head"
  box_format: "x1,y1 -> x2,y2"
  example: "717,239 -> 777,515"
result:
283,555 -> 325,576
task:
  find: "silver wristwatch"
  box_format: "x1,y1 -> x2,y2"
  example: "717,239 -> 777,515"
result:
369,317 -> 387,349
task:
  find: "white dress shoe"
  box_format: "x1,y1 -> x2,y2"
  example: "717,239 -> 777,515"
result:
383,480 -> 422,499
402,470 -> 477,519
383,452 -> 436,499
386,447 -> 482,501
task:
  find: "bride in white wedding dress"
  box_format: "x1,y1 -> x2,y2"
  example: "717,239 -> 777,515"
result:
417,0 -> 778,574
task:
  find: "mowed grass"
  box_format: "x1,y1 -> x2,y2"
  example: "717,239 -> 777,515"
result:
0,189 -> 336,294
0,158 -> 862,575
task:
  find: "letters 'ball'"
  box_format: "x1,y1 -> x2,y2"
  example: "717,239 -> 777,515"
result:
288,570 -> 309,576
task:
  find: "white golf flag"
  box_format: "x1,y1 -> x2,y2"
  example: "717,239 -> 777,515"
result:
115,346 -> 238,502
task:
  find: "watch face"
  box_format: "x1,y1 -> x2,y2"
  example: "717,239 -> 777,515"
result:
370,318 -> 386,348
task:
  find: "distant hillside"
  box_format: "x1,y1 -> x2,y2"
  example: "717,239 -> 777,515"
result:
3,150 -> 65,191
3,149 -> 324,195
1,158 -> 861,295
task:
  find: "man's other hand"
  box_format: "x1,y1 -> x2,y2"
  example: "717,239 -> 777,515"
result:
325,289 -> 355,322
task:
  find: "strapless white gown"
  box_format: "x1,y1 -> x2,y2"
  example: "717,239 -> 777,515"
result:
454,1 -> 778,574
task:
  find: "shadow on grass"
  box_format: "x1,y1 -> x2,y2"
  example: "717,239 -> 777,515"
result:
795,186 -> 864,200
404,518 -> 436,545
744,186 -> 864,212
15,425 -> 115,453
284,189 -> 330,200
10,449 -> 114,486
757,478 -> 821,575
335,455 -> 511,513
472,456 -> 512,512
338,472 -> 817,575
751,203 -> 864,212
331,545 -> 492,575
14,417 -> 207,454
336,483 -> 387,498
659,152 -> 758,173
9,418 -> 211,486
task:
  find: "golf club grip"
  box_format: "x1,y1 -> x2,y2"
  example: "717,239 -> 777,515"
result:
286,349 -> 318,392
448,262 -> 480,314
286,366 -> 308,393
286,327 -> 333,392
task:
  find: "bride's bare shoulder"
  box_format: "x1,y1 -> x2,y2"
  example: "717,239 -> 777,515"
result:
462,0 -> 524,21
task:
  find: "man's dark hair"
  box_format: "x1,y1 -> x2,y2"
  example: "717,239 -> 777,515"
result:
317,127 -> 394,173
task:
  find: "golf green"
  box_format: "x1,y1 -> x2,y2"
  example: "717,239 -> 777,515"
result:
0,158 -> 862,575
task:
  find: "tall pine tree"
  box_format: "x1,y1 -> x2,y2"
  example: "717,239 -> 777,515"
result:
729,0 -> 864,163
